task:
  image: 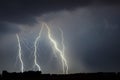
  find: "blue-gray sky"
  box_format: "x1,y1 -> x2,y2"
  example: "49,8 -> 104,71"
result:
0,0 -> 120,74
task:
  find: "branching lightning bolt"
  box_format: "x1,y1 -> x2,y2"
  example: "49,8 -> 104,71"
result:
59,27 -> 68,74
16,34 -> 24,73
33,25 -> 43,71
43,23 -> 68,74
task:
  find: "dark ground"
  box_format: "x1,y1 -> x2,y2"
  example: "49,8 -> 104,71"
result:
1,71 -> 120,80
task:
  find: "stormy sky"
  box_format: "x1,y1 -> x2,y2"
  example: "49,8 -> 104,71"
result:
0,0 -> 120,74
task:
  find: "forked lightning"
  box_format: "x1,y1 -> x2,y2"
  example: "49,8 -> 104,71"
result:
43,23 -> 68,74
33,24 -> 44,71
59,27 -> 68,74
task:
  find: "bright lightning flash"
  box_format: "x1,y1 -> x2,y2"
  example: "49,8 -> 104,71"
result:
33,24 -> 43,71
16,34 -> 24,73
59,27 -> 68,74
43,23 -> 68,74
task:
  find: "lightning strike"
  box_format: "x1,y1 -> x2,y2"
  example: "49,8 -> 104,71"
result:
59,27 -> 69,74
33,24 -> 43,71
43,23 -> 68,74
16,34 -> 24,73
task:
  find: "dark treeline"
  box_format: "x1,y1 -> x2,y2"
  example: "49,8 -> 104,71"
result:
1,71 -> 120,80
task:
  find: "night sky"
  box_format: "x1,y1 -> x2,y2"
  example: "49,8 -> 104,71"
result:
0,0 -> 120,74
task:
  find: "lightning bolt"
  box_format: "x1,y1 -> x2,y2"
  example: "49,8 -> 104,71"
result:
33,24 -> 43,71
16,34 -> 24,73
43,23 -> 68,74
58,27 -> 68,74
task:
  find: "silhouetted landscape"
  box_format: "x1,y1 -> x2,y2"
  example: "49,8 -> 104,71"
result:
1,71 -> 120,80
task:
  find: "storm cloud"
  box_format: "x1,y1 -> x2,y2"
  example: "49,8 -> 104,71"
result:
0,0 -> 120,27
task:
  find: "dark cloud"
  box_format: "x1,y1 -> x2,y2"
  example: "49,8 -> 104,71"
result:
0,0 -> 120,33
0,0 -> 120,25
0,0 -> 90,25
